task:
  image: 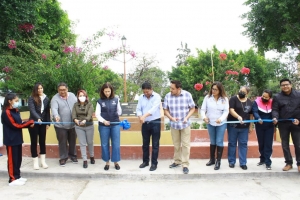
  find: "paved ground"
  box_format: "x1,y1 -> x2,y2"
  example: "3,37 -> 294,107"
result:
0,155 -> 300,199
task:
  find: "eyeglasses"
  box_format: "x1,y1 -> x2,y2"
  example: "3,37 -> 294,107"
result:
212,88 -> 218,91
280,84 -> 290,87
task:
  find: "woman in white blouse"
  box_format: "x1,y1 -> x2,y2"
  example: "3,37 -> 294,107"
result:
201,82 -> 229,170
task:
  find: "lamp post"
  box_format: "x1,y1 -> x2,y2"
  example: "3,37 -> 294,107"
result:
121,36 -> 127,102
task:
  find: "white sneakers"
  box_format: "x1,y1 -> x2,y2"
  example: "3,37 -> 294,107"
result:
8,177 -> 27,186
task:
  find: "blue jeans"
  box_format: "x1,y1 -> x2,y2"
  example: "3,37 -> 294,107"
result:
207,124 -> 227,146
227,124 -> 249,166
99,124 -> 120,162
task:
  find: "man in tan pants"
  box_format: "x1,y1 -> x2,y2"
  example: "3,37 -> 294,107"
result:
163,80 -> 195,174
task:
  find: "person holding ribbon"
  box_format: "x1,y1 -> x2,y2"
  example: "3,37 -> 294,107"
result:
227,86 -> 253,170
28,82 -> 51,170
201,82 -> 229,170
136,82 -> 162,171
272,78 -> 300,172
72,90 -> 95,168
163,80 -> 195,174
2,93 -> 34,186
96,83 -> 122,171
252,89 -> 274,170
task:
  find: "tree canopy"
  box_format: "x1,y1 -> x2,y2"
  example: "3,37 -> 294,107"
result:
242,0 -> 300,54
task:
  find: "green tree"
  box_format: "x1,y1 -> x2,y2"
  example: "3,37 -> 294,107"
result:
242,0 -> 300,53
126,55 -> 168,102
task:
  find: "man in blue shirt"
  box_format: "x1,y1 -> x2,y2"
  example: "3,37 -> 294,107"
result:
136,82 -> 162,171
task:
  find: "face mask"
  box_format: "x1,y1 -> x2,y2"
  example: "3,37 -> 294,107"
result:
78,96 -> 86,102
12,102 -> 19,108
262,98 -> 269,103
238,91 -> 246,99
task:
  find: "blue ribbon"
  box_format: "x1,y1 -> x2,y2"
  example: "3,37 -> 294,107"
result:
34,120 -> 132,130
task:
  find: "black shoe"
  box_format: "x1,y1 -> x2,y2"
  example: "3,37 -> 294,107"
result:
149,165 -> 157,171
229,163 -> 235,168
214,160 -> 221,170
139,162 -> 149,168
257,161 -> 265,166
206,159 -> 215,166
240,165 -> 248,170
115,163 -> 120,170
71,157 -> 78,164
104,164 -> 109,170
90,157 -> 95,164
266,165 -> 272,170
169,163 -> 180,168
83,161 -> 88,168
59,159 -> 66,167
183,167 -> 189,174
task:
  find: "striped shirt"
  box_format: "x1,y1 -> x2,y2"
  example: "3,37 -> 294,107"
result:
200,95 -> 229,126
163,90 -> 195,129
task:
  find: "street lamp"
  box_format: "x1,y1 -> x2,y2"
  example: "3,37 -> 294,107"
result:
121,36 -> 127,102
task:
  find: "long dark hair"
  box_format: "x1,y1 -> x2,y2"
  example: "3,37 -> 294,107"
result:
208,82 -> 227,98
31,82 -> 43,105
100,82 -> 115,99
3,93 -> 18,110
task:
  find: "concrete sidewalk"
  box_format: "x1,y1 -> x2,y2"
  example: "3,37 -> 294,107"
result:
0,155 -> 299,180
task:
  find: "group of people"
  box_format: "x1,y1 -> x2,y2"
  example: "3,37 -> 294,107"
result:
2,78 -> 300,186
201,78 -> 300,173
2,82 -> 122,186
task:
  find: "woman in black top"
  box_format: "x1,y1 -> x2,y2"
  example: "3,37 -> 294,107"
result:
227,86 -> 253,170
28,83 -> 51,170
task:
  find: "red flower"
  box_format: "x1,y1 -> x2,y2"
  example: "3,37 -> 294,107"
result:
205,81 -> 211,85
219,53 -> 227,61
240,67 -> 250,75
225,70 -> 239,76
194,83 -> 203,91
18,23 -> 34,32
8,40 -> 16,49
42,54 -> 47,60
2,66 -> 12,73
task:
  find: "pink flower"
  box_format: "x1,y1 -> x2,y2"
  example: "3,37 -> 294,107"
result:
63,46 -> 74,53
103,65 -> 108,70
18,23 -> 34,32
219,53 -> 227,61
42,54 -> 47,60
240,67 -> 250,75
55,64 -> 61,69
225,70 -> 239,76
2,66 -> 12,73
92,61 -> 97,66
129,51 -> 136,58
8,40 -> 16,49
194,83 -> 203,91
205,81 -> 211,85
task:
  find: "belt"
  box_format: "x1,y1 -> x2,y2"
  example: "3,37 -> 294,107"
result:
145,118 -> 161,124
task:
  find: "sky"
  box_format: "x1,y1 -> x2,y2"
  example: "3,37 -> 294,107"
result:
58,0 -> 274,73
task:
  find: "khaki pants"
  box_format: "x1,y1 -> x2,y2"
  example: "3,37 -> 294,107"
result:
170,126 -> 191,167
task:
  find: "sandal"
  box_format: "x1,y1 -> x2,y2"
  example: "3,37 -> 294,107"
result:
104,164 -> 109,171
115,163 -> 120,170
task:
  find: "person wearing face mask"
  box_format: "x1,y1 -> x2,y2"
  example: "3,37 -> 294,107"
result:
72,90 -> 95,168
96,83 -> 122,171
1,93 -> 34,186
227,86 -> 253,170
28,83 -> 51,170
252,90 -> 274,170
